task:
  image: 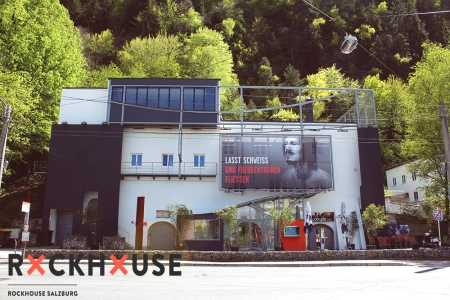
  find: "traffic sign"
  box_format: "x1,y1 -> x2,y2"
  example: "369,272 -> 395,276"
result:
433,209 -> 443,221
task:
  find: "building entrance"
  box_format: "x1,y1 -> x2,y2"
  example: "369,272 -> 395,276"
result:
308,224 -> 334,250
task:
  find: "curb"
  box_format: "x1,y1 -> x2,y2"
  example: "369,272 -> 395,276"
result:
0,259 -> 411,267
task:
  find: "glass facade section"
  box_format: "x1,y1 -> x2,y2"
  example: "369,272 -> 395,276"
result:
125,87 -> 137,104
169,88 -> 181,109
194,88 -> 204,110
112,87 -> 123,102
183,220 -> 220,240
137,88 -> 147,106
111,85 -> 216,111
183,88 -> 194,110
148,88 -> 158,107
159,88 -> 169,108
205,88 -> 215,111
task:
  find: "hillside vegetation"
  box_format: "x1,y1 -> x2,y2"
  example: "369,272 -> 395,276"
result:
1,0 -> 450,224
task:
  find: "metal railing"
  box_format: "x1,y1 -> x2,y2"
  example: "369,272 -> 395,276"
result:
118,226 -> 130,243
121,162 -> 217,176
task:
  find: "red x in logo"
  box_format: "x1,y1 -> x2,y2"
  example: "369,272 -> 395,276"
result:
27,255 -> 45,275
110,254 -> 128,275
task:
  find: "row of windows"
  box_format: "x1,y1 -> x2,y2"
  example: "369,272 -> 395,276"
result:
131,154 -> 205,167
392,173 -> 417,186
222,142 -> 326,155
112,87 -> 216,111
405,192 -> 420,201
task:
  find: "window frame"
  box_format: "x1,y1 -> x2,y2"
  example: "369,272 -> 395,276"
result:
183,219 -> 220,241
162,154 -> 174,167
131,154 -> 143,167
193,154 -> 205,168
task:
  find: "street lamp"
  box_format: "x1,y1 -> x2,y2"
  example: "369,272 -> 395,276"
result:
0,97 -> 11,192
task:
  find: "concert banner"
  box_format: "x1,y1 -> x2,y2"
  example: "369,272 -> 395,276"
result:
220,135 -> 333,190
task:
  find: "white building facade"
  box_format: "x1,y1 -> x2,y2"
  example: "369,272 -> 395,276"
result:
42,78 -> 384,251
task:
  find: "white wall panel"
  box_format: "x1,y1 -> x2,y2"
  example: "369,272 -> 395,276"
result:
118,127 -> 363,248
59,89 -> 108,124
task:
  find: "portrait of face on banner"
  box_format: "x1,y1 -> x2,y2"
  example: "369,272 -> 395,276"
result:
220,135 -> 333,190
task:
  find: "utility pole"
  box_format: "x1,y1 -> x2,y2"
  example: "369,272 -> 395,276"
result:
0,97 -> 11,192
439,102 -> 450,223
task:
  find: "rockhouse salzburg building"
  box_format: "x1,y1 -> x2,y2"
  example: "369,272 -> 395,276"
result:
41,78 -> 384,251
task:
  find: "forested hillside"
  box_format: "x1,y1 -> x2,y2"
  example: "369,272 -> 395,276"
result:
1,0 -> 450,223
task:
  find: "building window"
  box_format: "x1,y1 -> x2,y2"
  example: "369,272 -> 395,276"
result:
125,87 -> 137,104
183,88 -> 216,111
131,154 -> 142,167
222,141 -> 235,155
412,172 -> 417,181
414,191 -> 419,201
254,142 -> 267,155
402,175 -> 406,184
194,155 -> 205,167
112,87 -> 123,102
393,177 -> 396,186
183,220 -> 220,240
163,154 -> 174,167
405,193 -> 409,200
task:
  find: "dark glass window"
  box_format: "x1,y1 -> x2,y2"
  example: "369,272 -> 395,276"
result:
125,87 -> 137,104
169,88 -> 181,109
163,154 -> 174,167
111,87 -> 123,102
137,88 -> 147,106
159,88 -> 169,108
148,88 -> 158,107
183,88 -> 194,110
194,88 -> 204,110
205,88 -> 215,111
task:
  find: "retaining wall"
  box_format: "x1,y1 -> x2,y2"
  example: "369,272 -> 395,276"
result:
25,249 -> 450,261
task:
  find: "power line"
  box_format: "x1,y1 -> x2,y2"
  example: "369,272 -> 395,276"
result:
301,0 -> 403,79
373,10 -> 450,18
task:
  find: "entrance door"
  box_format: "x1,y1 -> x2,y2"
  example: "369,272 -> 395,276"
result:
308,224 -> 334,250
55,210 -> 73,246
238,221 -> 264,251
149,222 -> 176,250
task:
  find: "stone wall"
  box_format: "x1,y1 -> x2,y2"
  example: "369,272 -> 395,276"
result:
26,248 -> 450,261
103,236 -> 125,250
62,236 -> 87,250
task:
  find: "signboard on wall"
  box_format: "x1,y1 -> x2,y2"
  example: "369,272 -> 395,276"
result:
220,135 -> 333,190
312,212 -> 334,222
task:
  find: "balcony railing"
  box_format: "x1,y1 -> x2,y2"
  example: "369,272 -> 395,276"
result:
121,162 -> 217,177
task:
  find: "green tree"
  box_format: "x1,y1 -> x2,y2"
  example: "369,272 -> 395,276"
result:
306,65 -> 359,122
0,0 -> 86,115
83,29 -> 117,70
403,43 -> 450,221
362,204 -> 388,237
180,27 -> 237,86
82,64 -> 126,88
363,74 -> 409,172
0,71 -> 41,170
165,203 -> 193,248
214,205 -> 239,249
117,34 -> 182,78
0,0 -> 86,184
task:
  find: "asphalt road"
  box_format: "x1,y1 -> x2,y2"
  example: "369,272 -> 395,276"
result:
1,261 -> 449,300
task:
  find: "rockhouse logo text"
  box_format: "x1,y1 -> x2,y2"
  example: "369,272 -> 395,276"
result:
8,254 -> 182,276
